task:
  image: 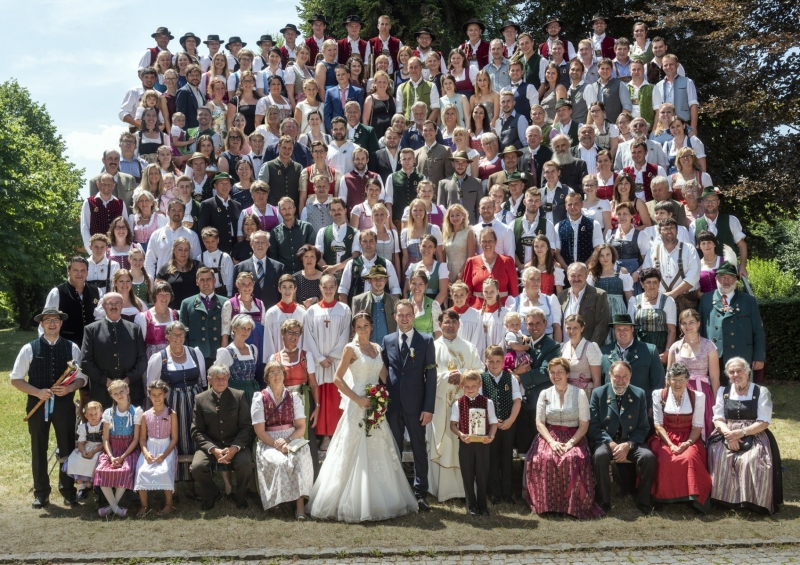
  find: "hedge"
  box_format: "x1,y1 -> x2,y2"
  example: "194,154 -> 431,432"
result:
761,297 -> 800,381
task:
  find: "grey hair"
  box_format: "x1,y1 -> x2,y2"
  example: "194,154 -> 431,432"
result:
609,359 -> 633,377
207,364 -> 231,379
230,313 -> 256,335
480,132 -> 499,145
725,357 -> 752,382
411,101 -> 428,113
165,321 -> 189,337
526,124 -> 542,136
567,262 -> 588,275
651,175 -> 670,188
525,307 -> 547,323
521,266 -> 542,285
344,101 -> 361,112
631,116 -> 651,129
666,362 -> 690,381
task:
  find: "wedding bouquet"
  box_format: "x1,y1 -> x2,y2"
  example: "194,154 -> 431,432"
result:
359,383 -> 390,437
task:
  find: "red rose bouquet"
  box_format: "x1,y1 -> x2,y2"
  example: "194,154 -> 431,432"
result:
359,383 -> 390,437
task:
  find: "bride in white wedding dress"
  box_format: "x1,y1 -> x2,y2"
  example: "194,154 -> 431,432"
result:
307,313 -> 418,522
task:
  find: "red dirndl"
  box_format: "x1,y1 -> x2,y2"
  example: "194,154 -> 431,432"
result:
93,435 -> 139,490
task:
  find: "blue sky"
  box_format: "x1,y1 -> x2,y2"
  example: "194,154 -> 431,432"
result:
2,0 -> 301,195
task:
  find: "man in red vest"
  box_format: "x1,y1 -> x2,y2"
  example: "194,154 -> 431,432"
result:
368,15 -> 403,75
623,140 -> 666,202
305,14 -> 334,64
279,24 -> 301,69
338,147 -> 382,212
590,14 -> 616,60
413,27 -> 447,75
539,18 -> 576,60
338,15 -> 370,65
138,26 -> 172,73
81,173 -> 128,251
460,18 -> 490,70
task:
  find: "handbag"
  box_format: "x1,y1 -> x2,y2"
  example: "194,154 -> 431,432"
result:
724,434 -> 754,452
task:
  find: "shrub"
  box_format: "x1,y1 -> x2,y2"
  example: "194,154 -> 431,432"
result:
760,297 -> 800,381
745,258 -> 798,299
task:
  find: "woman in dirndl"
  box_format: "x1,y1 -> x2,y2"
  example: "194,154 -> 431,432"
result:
222,271 -> 266,384
629,267 -> 676,364
272,318 -> 320,477
252,360 -> 315,518
524,358 -> 604,518
134,280 -> 179,362
560,314 -> 602,397
605,202 -> 647,294
707,358 -> 783,514
587,244 -> 633,343
93,380 -> 142,518
144,321 -> 207,496
648,362 -> 712,513
215,314 -> 261,405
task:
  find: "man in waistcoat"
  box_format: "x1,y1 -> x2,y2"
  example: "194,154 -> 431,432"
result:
369,15 -> 402,75
80,173 -> 128,251
258,136 -> 305,209
279,24 -> 301,69
652,54 -> 699,135
558,263 -> 610,344
198,172 -> 242,253
91,149 -> 137,208
413,27 -> 447,75
338,147 -> 382,212
628,59 -> 654,128
186,152 -> 212,202
614,117 -> 669,171
80,293 -> 147,408
415,121 -> 453,187
267,197 -> 315,273
179,267 -> 229,369
507,60 -> 538,119
511,33 -> 544,90
234,231 -> 284,309
690,187 -> 748,276
494,91 -> 528,151
520,126 -> 552,188
396,58 -> 440,122
647,38 -> 687,92
305,14 -> 334,64
438,151 -> 482,225
138,26 -> 172,72
550,135 -> 587,194
12,308 -> 86,509
497,171 -> 529,225
623,139 -> 667,202
583,58 -> 632,123
554,192 -> 603,268
314,198 -> 362,282
500,20 -> 521,59
590,14 -> 616,60
461,18 -> 490,70
338,15 -> 370,65
42,257 -> 100,347
339,231 -> 401,304
351,265 -> 398,344
385,148 -> 423,233
539,160 -> 572,226
513,188 -> 557,270
539,17 -> 576,60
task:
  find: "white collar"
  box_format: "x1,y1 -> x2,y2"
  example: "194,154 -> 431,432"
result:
570,285 -> 587,301
399,328 -> 415,342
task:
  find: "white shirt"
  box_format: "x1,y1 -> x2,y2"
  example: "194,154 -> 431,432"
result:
314,222 -> 363,264
480,371 -> 523,401
138,46 -> 166,71
338,255 -> 401,296
554,217 -> 604,262
86,257 -> 120,298
614,138 -> 669,171
583,79 -> 633,113
119,86 -> 148,122
144,224 -> 202,278
629,162 -> 669,199
540,183 -> 574,224
712,383 -> 772,424
10,337 -> 86,385
383,169 -> 417,205
652,75 -> 700,109
508,81 -> 539,108
450,395 -> 498,425
197,250 -> 234,295
251,386 -> 306,424
689,214 -> 745,244
642,240 -> 701,291
564,285 -> 587,317
518,215 -> 557,262
396,77 -> 441,114
326,142 -> 357,175
642,225 -> 695,246
652,387 -> 706,428
145,346 -> 207,389
516,293 -> 562,336
582,199 -> 611,232
80,196 -> 130,251
578,145 -> 598,175
627,292 -> 677,325
472,218 -> 515,258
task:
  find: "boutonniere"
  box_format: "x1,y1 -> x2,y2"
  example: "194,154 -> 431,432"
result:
410,348 -> 416,359
647,171 -> 653,179
217,207 -> 222,213
723,393 -> 729,399
628,395 -> 633,403
93,298 -> 99,305
580,225 -> 586,232
347,233 -> 353,240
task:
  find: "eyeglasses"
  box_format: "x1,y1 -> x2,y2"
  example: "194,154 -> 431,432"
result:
285,330 -> 302,337
121,140 -> 135,145
228,136 -> 242,141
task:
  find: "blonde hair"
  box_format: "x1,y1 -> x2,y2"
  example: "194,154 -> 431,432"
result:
450,281 -> 470,296
442,204 -> 471,241
504,311 -> 523,327
406,198 -> 430,234
139,89 -> 160,109
369,70 -> 393,96
461,369 -> 482,384
139,164 -> 164,198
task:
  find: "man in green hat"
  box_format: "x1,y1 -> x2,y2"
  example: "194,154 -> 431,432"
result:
697,261 -> 765,378
198,172 -> 242,253
488,145 -> 524,191
351,264 -> 399,345
690,187 -> 748,277
438,151 -> 482,224
600,313 -> 664,409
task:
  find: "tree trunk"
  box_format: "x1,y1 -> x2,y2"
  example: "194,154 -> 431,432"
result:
14,279 -> 31,331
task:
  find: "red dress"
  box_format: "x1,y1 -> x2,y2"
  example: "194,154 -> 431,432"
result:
462,254 -> 519,309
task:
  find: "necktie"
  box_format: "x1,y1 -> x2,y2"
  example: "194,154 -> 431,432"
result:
256,260 -> 265,287
201,295 -> 214,310
529,155 -> 538,187
401,332 -> 409,359
482,223 -> 492,227
340,87 -> 347,109
721,294 -> 729,312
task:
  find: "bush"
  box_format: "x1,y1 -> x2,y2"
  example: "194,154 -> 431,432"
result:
748,216 -> 800,280
761,297 -> 800,381
745,258 -> 798,299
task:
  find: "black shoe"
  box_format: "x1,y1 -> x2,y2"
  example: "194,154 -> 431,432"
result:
236,499 -> 248,510
599,502 -> 611,513
62,496 -> 78,507
76,489 -> 90,502
490,495 -> 501,505
416,498 -> 430,512
502,496 -> 515,505
468,506 -> 479,516
636,503 -> 653,515
31,496 -> 49,509
200,491 -> 223,511
479,508 -> 490,516
246,489 -> 260,502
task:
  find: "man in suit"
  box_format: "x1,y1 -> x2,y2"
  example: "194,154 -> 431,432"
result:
323,64 -> 364,132
399,102 -> 445,150
558,263 -> 610,344
550,134 -> 587,194
198,172 -> 242,253
233,231 -> 284,309
90,149 -> 137,207
600,314 -> 664,408
487,146 -> 523,191
179,267 -> 228,369
351,265 -> 398,344
190,364 -> 255,510
261,118 -> 312,168
175,64 -> 203,129
345,101 -> 379,160
698,261 -> 765,378
415,120 -> 453,188
646,176 -> 687,227
380,300 -> 437,511
437,151 -> 481,225
589,360 -> 656,514
372,126 -> 402,182
519,125 -> 552,189
513,307 -> 561,454
80,293 -> 147,409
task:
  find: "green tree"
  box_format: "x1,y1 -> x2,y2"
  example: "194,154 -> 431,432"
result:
0,80 -> 83,330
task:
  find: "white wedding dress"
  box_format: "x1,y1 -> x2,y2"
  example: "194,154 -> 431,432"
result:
307,343 -> 418,522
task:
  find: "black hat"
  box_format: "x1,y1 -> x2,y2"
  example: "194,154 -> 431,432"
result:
34,308 -> 68,323
462,18 -> 486,34
151,27 -> 174,40
307,14 -> 329,26
542,17 -> 564,32
608,313 -> 636,327
343,15 -> 363,27
280,24 -> 300,35
256,35 -> 273,46
414,27 -> 437,41
591,14 -> 611,24
225,36 -> 247,50
204,34 -> 222,45
500,20 -> 521,34
179,32 -> 201,48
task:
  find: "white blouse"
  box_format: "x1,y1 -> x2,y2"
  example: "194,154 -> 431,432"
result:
628,292 -> 677,325
536,384 -> 590,427
712,383 -> 772,424
582,199 -> 611,231
102,406 -> 144,426
652,387 -> 705,428
561,338 -> 602,365
250,388 -> 306,424
145,346 -> 207,388
215,344 -> 259,366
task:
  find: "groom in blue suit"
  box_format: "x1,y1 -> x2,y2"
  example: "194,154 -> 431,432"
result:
323,64 -> 364,132
381,300 -> 437,511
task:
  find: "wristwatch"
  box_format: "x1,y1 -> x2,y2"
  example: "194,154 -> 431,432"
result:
627,440 -> 635,450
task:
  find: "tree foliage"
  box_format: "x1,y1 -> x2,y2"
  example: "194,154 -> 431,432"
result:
0,80 -> 83,330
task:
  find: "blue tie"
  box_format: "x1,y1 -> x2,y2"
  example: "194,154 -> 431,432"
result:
401,332 -> 409,359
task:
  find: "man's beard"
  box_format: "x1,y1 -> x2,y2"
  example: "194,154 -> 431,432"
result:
552,150 -> 574,166
716,281 -> 736,295
632,130 -> 646,140
333,133 -> 346,142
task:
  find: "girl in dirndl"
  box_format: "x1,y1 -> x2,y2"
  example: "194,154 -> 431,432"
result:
135,380 -> 179,516
560,314 -> 602,397
94,380 -> 142,518
587,244 -> 634,343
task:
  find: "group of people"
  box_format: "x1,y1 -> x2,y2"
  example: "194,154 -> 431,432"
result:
14,13 -> 782,522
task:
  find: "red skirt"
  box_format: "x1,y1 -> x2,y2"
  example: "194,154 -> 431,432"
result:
316,382 -> 343,436
647,425 -> 712,512
93,435 -> 139,490
524,425 -> 605,519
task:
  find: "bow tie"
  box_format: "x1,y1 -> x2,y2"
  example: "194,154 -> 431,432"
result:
482,223 -> 493,227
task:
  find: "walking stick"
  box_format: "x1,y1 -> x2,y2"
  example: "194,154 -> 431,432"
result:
23,363 -> 81,422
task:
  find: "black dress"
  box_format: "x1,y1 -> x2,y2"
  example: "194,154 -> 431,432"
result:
368,95 -> 397,140
156,263 -> 200,309
228,96 -> 257,134
293,271 -> 322,304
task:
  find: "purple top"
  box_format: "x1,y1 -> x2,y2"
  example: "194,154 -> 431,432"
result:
143,406 -> 172,440
698,256 -> 723,293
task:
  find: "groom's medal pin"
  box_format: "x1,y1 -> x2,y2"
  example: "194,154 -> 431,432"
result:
505,384 -> 510,391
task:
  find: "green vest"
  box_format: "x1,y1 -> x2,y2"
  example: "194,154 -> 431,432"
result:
348,255 -> 387,303
400,80 -> 433,120
411,296 -> 436,334
322,224 -> 357,266
409,261 -> 443,298
389,170 -> 423,221
480,370 -> 514,420
513,215 -> 547,264
519,53 -> 543,89
695,213 -> 735,257
628,83 -> 655,131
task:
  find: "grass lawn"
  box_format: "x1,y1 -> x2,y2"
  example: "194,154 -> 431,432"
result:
0,327 -> 797,556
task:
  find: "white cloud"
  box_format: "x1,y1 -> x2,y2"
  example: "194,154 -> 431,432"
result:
64,124 -> 129,194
